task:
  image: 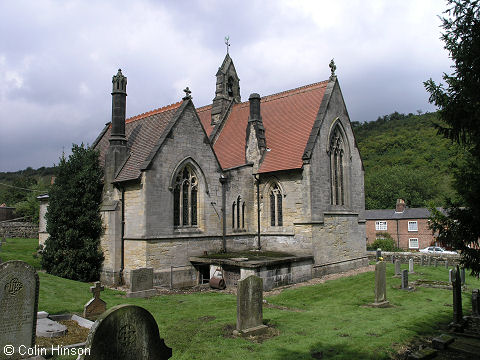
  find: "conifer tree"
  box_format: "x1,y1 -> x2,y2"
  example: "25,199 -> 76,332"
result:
41,144 -> 104,281
425,0 -> 480,275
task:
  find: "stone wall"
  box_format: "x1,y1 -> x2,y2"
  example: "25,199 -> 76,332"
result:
367,251 -> 460,266
0,221 -> 38,238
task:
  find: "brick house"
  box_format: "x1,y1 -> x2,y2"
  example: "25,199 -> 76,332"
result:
366,199 -> 438,250
55,54 -> 367,287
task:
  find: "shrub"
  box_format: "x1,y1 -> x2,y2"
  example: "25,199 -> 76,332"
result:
367,233 -> 401,252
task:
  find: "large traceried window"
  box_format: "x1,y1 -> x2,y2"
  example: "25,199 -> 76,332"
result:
173,165 -> 198,227
270,184 -> 283,226
329,125 -> 346,206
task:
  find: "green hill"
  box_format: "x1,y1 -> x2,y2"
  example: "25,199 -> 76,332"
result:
353,111 -> 460,210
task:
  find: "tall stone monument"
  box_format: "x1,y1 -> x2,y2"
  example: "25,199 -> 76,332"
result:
234,275 -> 267,336
79,304 -> 172,359
450,266 -> 464,331
372,261 -> 389,307
0,261 -> 39,359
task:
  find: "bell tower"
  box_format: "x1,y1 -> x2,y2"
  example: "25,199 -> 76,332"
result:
211,53 -> 240,125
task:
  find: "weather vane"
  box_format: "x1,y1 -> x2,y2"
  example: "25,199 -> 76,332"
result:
329,58 -> 336,77
225,36 -> 230,54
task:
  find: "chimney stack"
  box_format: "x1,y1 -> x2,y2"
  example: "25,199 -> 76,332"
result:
109,69 -> 127,145
245,93 -> 266,168
395,199 -> 406,213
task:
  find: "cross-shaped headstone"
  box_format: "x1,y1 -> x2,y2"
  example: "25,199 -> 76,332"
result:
183,87 -> 192,100
90,281 -> 104,300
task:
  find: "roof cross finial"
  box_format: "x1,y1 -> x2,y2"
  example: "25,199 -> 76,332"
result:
225,36 -> 230,54
183,86 -> 192,100
329,58 -> 336,78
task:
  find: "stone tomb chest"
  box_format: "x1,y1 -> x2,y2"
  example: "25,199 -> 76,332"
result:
190,252 -> 313,291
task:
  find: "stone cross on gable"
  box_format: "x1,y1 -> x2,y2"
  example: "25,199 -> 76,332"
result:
183,87 -> 192,100
91,281 -> 104,299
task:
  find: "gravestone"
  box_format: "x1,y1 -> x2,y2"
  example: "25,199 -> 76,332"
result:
0,261 -> 39,358
83,281 -> 106,320
79,304 -> 172,359
449,269 -> 453,283
460,268 -> 465,285
420,256 -> 424,266
445,259 -> 449,269
394,260 -> 401,276
451,266 -> 464,329
401,269 -> 409,290
372,261 -> 389,307
376,248 -> 382,261
409,258 -> 414,273
391,255 -> 395,264
434,258 -> 438,267
428,256 -> 432,266
472,290 -> 480,317
234,275 -> 267,335
127,268 -> 156,298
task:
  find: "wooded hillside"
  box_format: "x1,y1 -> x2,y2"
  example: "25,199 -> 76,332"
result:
353,111 -> 459,210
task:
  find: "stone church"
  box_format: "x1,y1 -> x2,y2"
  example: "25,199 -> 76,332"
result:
91,54 -> 367,288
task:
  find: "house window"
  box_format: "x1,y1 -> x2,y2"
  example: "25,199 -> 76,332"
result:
173,165 -> 198,227
408,221 -> 418,232
375,221 -> 387,231
329,125 -> 345,205
270,183 -> 283,226
409,238 -> 419,249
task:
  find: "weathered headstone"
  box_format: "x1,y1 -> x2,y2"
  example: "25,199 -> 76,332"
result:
401,269 -> 409,290
127,267 -> 157,298
420,256 -> 424,266
372,261 -> 389,307
0,261 -> 39,358
79,304 -> 172,359
451,266 -> 463,329
83,281 -> 107,320
391,255 -> 395,264
394,260 -> 401,276
409,258 -> 414,273
460,267 -> 465,285
434,258 -> 438,267
472,289 -> 480,317
376,248 -> 382,261
428,256 -> 432,266
449,269 -> 453,283
234,275 -> 267,335
445,259 -> 449,269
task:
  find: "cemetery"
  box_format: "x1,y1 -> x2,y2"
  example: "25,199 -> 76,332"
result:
2,238 -> 480,359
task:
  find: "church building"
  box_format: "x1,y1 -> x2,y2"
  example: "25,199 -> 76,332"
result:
92,53 -> 367,288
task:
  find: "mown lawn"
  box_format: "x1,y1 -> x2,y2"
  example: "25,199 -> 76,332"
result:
1,238 -> 479,359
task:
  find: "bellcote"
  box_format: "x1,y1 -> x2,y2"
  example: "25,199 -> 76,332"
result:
211,54 -> 240,125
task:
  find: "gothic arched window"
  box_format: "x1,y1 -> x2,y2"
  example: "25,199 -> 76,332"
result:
232,202 -> 236,229
329,126 -> 345,206
227,76 -> 234,97
173,165 -> 198,227
269,184 -> 283,226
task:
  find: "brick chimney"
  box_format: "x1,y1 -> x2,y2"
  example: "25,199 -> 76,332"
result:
395,199 -> 406,213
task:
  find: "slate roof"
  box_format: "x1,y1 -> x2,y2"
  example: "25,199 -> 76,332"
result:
365,207 -> 443,220
198,81 -> 328,172
95,79 -> 329,182
94,102 -> 182,182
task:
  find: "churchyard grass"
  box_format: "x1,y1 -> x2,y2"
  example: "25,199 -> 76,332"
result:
3,240 -> 480,359
0,238 -> 41,268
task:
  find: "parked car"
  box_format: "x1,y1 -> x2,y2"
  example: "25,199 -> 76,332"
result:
419,246 -> 458,255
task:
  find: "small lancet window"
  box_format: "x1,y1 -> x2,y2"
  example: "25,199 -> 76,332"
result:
227,76 -> 234,97
269,184 -> 283,226
173,165 -> 198,227
329,125 -> 345,206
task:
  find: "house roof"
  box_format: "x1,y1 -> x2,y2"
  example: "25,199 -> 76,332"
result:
95,79 -> 330,182
365,207 -> 444,220
94,102 -> 182,182
197,81 -> 328,172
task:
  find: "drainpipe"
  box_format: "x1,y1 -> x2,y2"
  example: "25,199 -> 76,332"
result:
396,219 -> 400,249
119,186 -> 125,285
220,175 -> 227,253
254,174 -> 261,250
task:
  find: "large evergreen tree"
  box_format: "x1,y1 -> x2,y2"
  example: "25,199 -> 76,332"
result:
424,0 -> 480,275
41,144 -> 104,281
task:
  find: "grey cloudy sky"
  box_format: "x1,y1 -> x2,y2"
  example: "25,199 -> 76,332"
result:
0,0 -> 451,172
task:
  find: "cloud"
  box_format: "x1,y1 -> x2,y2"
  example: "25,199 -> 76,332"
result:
0,0 -> 452,171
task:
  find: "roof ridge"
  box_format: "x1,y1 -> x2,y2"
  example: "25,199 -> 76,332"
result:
196,104 -> 212,112
261,80 -> 329,104
126,101 -> 183,124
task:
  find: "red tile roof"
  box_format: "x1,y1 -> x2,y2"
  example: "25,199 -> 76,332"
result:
213,81 -> 328,172
197,104 -> 214,137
